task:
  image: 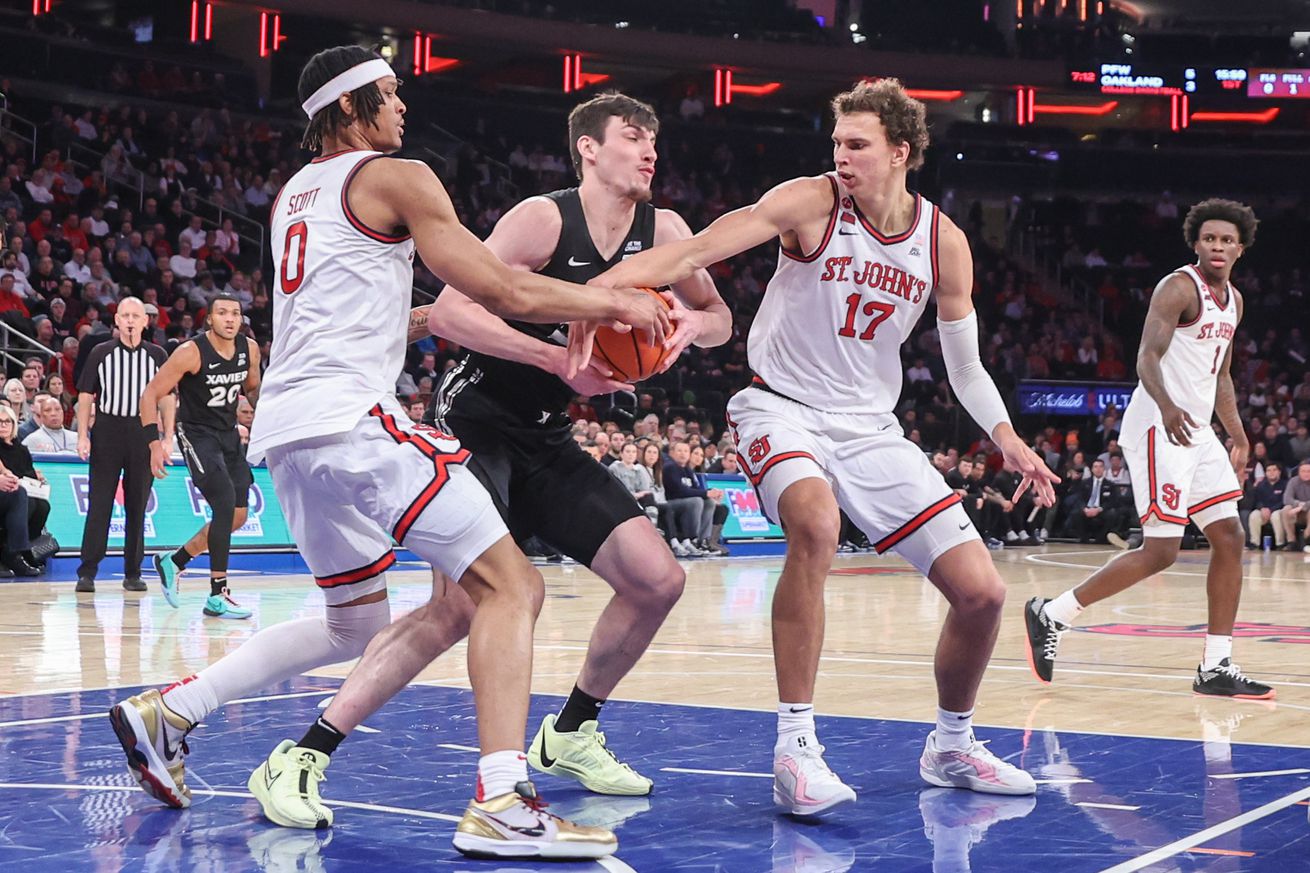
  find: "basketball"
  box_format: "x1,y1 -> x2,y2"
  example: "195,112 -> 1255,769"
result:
590,287 -> 673,382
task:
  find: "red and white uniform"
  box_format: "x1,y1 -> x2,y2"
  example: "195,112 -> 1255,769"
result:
1120,264 -> 1242,535
727,176 -> 975,574
252,149 -> 505,601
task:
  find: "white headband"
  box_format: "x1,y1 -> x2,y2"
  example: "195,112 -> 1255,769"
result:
301,58 -> 395,119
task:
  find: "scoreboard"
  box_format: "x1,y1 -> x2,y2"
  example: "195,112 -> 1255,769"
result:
1248,69 -> 1310,98
1067,63 -> 1248,96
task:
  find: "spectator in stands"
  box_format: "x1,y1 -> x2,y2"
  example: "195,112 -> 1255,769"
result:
639,442 -> 670,535
20,366 -> 41,407
661,442 -> 709,557
179,214 -> 207,252
0,274 -> 30,319
169,238 -> 197,280
609,442 -> 659,525
0,405 -> 42,575
22,395 -> 75,454
1065,458 -> 1130,547
1283,462 -> 1310,552
709,447 -> 740,475
4,380 -> 30,422
1248,463 -> 1286,549
1289,423 -> 1310,462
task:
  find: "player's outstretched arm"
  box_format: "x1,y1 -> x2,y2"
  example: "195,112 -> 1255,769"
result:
934,218 -> 1060,506
358,159 -> 667,338
426,197 -> 637,393
140,341 -> 200,478
653,209 -> 732,372
1137,273 -> 1198,446
594,176 -> 830,291
1214,290 -> 1247,474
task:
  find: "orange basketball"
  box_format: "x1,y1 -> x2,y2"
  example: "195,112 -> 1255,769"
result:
591,287 -> 673,382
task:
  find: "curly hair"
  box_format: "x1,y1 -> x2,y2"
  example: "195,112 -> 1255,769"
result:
1182,198 -> 1258,248
830,78 -> 930,171
298,46 -> 393,152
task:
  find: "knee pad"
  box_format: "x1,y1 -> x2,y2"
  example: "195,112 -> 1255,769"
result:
323,591 -> 393,660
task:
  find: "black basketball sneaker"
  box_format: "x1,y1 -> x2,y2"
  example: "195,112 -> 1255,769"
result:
1193,658 -> 1275,700
1023,597 -> 1068,685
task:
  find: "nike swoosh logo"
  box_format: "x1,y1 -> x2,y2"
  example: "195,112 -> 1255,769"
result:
208,363 -> 221,369
838,228 -> 858,236
787,706 -> 812,713
567,256 -> 591,267
486,813 -> 546,838
538,732 -> 557,769
958,523 -> 969,530
264,768 -> 281,791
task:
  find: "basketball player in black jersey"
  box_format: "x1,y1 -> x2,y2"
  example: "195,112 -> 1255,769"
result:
140,292 -> 262,619
407,93 -> 730,794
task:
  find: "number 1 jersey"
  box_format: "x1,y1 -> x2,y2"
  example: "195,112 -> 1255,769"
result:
249,149 -> 417,464
747,174 -> 941,415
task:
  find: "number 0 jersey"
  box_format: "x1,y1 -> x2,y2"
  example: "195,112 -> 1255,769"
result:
248,149 -> 417,464
1120,263 -> 1238,449
748,174 -> 941,415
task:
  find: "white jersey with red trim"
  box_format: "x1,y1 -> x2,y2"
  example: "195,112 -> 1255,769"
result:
248,149 -> 417,464
747,174 -> 941,415
1120,263 -> 1238,448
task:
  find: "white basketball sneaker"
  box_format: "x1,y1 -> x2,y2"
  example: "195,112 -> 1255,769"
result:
773,736 -> 857,816
919,731 -> 1036,796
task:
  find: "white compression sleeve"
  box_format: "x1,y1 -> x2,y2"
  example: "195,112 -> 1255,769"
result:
162,596 -> 392,724
937,310 -> 1012,439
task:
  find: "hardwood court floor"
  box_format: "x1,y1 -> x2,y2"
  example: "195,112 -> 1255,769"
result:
3,544 -> 1308,746
2,545 -> 1309,872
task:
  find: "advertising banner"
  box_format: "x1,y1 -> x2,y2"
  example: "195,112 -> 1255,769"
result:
705,473 -> 784,541
34,455 -> 293,551
1016,381 -> 1135,417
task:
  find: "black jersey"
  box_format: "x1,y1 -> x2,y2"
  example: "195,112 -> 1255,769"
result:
450,188 -> 656,427
177,332 -> 250,432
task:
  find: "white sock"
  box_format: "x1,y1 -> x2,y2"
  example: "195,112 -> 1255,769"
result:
1202,634 -> 1233,670
478,749 -> 528,800
777,702 -> 816,752
161,599 -> 391,724
935,707 -> 974,751
1043,590 -> 1085,627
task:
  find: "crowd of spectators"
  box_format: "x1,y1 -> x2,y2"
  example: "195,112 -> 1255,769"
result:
3,33 -> 1309,555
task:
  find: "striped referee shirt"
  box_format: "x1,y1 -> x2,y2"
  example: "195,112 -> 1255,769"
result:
75,339 -> 168,419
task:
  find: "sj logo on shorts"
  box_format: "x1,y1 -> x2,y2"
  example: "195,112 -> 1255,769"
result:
748,436 -> 771,465
1161,483 -> 1181,511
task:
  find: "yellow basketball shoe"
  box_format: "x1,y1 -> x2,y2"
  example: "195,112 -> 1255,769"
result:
527,715 -> 653,796
248,740 -> 333,829
453,781 -> 617,860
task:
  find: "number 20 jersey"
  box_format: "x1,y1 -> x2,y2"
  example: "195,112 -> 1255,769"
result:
747,174 -> 941,415
248,150 -> 417,464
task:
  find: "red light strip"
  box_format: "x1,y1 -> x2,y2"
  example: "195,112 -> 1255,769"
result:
259,12 -> 268,57
1032,100 -> 1118,115
563,54 -> 574,93
1190,107 -> 1280,123
272,13 -> 282,50
191,0 -> 199,42
413,32 -> 422,76
730,81 -> 781,97
905,89 -> 964,101
204,2 -> 212,40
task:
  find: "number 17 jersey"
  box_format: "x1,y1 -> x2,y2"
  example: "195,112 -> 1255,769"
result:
747,174 -> 941,415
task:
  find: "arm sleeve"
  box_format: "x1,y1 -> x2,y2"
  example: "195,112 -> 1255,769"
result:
937,310 -> 1012,439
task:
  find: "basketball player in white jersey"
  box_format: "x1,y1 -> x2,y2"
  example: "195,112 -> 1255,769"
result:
108,46 -> 667,861
583,79 -> 1059,812
1025,199 -> 1273,700
280,92 -> 730,802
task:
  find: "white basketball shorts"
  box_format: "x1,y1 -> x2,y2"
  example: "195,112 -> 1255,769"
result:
265,396 -> 508,604
1120,424 -> 1241,538
725,386 -> 976,576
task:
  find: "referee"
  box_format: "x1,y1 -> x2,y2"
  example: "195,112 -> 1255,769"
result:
74,298 -> 172,593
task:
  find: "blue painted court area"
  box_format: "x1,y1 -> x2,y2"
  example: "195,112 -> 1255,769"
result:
1,681 -> 1307,872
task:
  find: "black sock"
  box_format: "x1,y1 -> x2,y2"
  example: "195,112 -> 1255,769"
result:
210,576 -> 227,597
298,716 -> 347,757
173,548 -> 194,571
555,685 -> 605,733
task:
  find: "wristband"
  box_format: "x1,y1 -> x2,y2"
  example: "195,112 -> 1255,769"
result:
143,423 -> 160,443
